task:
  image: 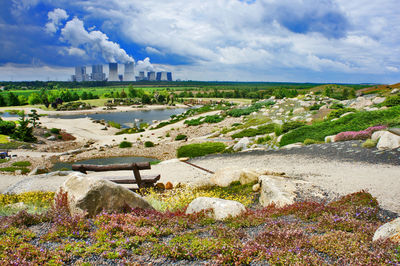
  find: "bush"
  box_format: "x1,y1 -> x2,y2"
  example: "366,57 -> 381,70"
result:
280,107 -> 400,146
50,128 -> 60,134
330,102 -> 345,109
382,95 -> 400,107
12,161 -> 31,167
0,121 -> 16,135
175,134 -> 187,141
59,132 -> 76,141
327,108 -> 356,120
256,135 -> 272,144
362,139 -> 377,148
177,142 -> 227,158
144,141 -> 155,147
227,101 -> 274,117
0,167 -> 29,174
119,141 -> 132,148
309,104 -> 323,110
282,121 -> 306,134
231,123 -> 275,138
274,124 -> 283,136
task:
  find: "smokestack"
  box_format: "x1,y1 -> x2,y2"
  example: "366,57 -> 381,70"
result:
124,62 -> 135,81
108,63 -> 118,82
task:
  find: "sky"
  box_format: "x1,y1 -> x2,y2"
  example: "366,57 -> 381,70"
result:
0,0 -> 399,83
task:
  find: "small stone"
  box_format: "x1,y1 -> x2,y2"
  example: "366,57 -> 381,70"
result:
15,170 -> 23,175
165,182 -> 173,189
252,183 -> 260,192
186,197 -> 246,220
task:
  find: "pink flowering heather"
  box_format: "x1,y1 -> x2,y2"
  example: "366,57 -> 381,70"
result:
334,125 -> 387,142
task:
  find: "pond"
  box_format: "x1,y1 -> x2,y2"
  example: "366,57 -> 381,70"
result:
48,108 -> 188,128
52,156 -> 158,171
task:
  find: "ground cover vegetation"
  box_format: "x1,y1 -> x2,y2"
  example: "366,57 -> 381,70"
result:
280,106 -> 400,146
177,142 -> 227,158
0,189 -> 398,264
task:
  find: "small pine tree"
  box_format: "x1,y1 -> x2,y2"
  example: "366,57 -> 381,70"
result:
12,113 -> 36,142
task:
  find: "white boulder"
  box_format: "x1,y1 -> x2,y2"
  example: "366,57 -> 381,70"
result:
233,137 -> 250,151
325,135 -> 336,143
209,167 -> 241,187
372,97 -> 386,105
259,175 -> 296,207
59,173 -> 153,217
239,169 -> 260,185
371,130 -> 386,142
281,143 -> 303,149
293,107 -> 305,114
373,217 -> 400,243
376,131 -> 400,150
186,197 -> 246,220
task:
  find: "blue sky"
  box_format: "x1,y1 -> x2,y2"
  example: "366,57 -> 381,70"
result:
0,0 -> 399,83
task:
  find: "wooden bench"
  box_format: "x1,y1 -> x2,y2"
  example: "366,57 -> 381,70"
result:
71,162 -> 160,190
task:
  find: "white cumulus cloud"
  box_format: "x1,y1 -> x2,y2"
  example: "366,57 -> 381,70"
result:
45,8 -> 69,34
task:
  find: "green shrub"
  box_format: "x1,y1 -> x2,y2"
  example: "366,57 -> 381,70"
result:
256,135 -> 272,144
50,128 -> 60,134
362,139 -> 377,148
227,101 -> 274,117
282,121 -> 306,133
12,161 -> 31,167
144,141 -> 155,147
107,121 -> 121,129
177,142 -> 227,158
0,167 -> 29,174
280,106 -> 400,146
330,102 -> 345,109
175,134 -> 187,141
0,121 -> 16,135
382,95 -> 400,107
274,124 -> 283,136
119,141 -> 132,148
44,133 -> 51,137
231,123 -> 275,138
115,127 -> 145,135
309,104 -> 323,110
327,108 -> 356,120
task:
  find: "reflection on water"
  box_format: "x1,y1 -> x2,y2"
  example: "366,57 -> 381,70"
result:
52,156 -> 157,171
49,108 -> 188,128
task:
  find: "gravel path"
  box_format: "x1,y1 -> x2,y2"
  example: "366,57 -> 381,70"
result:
1,141 -> 399,214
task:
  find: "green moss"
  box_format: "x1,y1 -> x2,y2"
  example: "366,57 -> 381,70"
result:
144,141 -> 155,147
232,123 -> 275,138
175,134 -> 187,141
362,139 -> 377,148
177,142 -> 227,158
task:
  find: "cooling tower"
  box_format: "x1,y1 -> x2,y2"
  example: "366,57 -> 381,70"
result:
108,63 -> 119,82
124,62 -> 135,81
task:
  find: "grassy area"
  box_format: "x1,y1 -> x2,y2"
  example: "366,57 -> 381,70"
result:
177,142 -> 227,158
280,106 -> 400,146
0,134 -> 9,144
231,123 -> 276,138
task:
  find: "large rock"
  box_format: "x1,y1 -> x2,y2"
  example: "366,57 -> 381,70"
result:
372,97 -> 386,105
293,107 -> 305,114
233,137 -> 250,151
210,167 -> 241,187
239,169 -> 260,185
371,130 -> 386,142
373,217 -> 400,243
349,97 -> 373,109
325,135 -> 336,143
376,131 -> 400,150
186,197 -> 246,220
59,173 -> 153,217
259,175 -> 296,207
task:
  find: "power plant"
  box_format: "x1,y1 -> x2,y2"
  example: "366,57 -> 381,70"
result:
108,63 -> 119,82
71,63 -> 173,82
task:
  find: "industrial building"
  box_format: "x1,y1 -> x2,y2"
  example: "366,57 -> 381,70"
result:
72,63 -> 173,82
147,71 -> 156,81
73,66 -> 90,82
124,62 -> 135,81
108,63 -> 119,81
91,65 -> 106,81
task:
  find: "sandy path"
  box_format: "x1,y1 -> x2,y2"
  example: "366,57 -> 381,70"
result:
1,152 -> 399,214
